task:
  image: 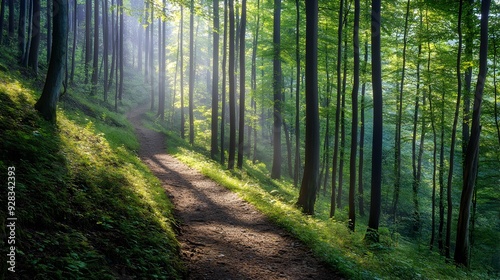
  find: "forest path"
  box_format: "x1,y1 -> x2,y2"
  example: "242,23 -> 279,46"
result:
128,103 -> 342,280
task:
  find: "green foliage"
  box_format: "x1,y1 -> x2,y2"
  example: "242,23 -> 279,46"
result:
0,50 -> 184,279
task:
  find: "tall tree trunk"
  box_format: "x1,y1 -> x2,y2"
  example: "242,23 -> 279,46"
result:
392,0 -> 411,221
462,0 -> 474,162
271,0 -> 282,179
103,0 -> 109,100
294,0 -> 301,187
91,0 -> 99,92
296,0 -> 318,215
188,0 -> 195,145
27,0 -> 40,74
330,0 -> 344,217
359,38 -> 368,217
349,0 -> 360,232
365,0 -> 382,243
70,0 -> 77,83
438,88 -> 446,253
158,1 -> 166,121
149,4 -> 154,110
34,0 -> 67,122
211,0 -> 220,160
227,0 -> 236,169
250,0 -> 260,164
337,28 -> 348,209
237,0 -> 246,169
220,0 -> 227,163
455,0 -> 490,267
18,0 -> 26,60
8,0 -> 13,39
494,37 -> 500,148
0,0 -> 6,44
446,0 -> 464,259
144,1 -> 149,80
118,0 -> 123,102
85,0 -> 92,83
180,6 -> 185,138
47,0 -> 51,62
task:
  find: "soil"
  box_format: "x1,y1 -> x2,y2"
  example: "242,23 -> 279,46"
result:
128,104 -> 344,280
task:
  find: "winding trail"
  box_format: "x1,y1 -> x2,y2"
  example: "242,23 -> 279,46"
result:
129,104 -> 343,280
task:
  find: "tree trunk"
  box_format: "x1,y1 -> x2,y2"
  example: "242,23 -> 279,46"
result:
445,0 -> 464,259
455,0 -> 490,267
250,0 -> 260,164
348,0 -> 360,232
296,0 -> 318,215
84,0 -> 91,83
34,0 -> 67,123
359,38 -> 368,217
47,0 -> 51,62
0,0 -> 6,44
271,0 -> 282,179
118,0 -> 123,102
220,0 -> 227,164
27,0 -> 40,74
8,0 -> 13,39
103,0 -> 109,100
188,0 -> 195,145
392,0 -> 411,221
91,0 -> 99,93
330,0 -> 344,217
237,0 -> 246,169
365,0 -> 382,243
18,0 -> 26,60
227,0 -> 236,169
211,0 -> 220,160
294,0 -> 301,187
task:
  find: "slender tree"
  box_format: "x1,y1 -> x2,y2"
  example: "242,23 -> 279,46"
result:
220,0 -> 227,163
330,0 -> 344,217
365,0 -> 382,243
296,0 -> 318,215
294,0 -> 301,187
35,0 -> 67,122
445,0 -> 464,259
18,0 -> 26,60
348,0 -> 360,232
91,0 -> 99,93
180,6 -> 185,138
189,0 -> 195,145
0,0 -> 5,44
237,0 -> 246,169
227,0 -> 236,169
27,0 -> 40,74
211,0 -> 220,160
85,0 -> 92,83
271,0 -> 282,179
455,0 -> 490,267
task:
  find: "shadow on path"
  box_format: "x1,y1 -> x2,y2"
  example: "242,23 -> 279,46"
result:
128,103 -> 344,280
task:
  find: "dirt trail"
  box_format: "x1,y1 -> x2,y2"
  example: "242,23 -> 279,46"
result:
128,104 -> 343,280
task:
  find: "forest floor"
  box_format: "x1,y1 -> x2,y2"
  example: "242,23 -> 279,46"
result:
128,103 -> 343,280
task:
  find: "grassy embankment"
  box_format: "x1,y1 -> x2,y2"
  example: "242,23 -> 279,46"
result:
146,118 -> 495,280
0,48 -> 184,279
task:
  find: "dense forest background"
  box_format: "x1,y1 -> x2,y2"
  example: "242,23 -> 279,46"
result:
1,0 -> 499,277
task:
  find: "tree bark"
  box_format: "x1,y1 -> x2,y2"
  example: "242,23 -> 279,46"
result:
189,0 -> 195,145
349,0 -> 360,232
227,0 -> 236,169
237,0 -> 246,169
365,0 -> 382,243
455,0 -> 490,267
211,0 -> 220,160
27,0 -> 40,74
271,0 -> 282,179
296,0 -> 318,215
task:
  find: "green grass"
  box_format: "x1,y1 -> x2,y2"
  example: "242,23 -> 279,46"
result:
0,47 -> 183,279
147,121 -> 495,279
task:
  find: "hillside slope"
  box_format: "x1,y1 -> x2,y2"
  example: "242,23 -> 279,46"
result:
0,49 -> 184,279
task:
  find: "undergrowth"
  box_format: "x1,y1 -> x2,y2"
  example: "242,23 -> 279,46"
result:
0,47 -> 183,279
